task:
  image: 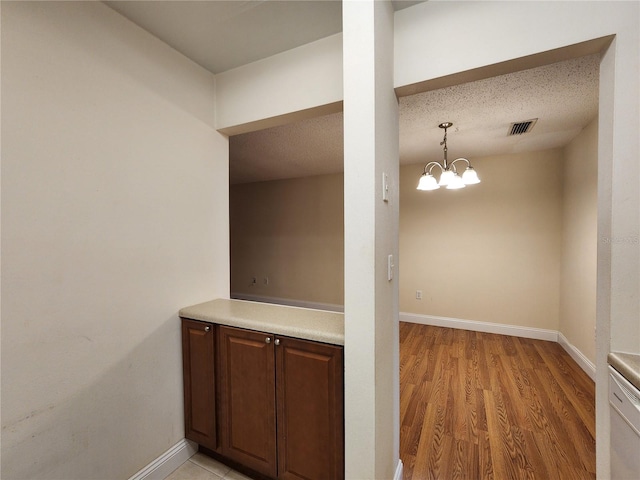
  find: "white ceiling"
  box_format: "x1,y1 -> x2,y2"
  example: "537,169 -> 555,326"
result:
104,1 -> 422,73
104,1 -> 600,185
105,1 -> 342,74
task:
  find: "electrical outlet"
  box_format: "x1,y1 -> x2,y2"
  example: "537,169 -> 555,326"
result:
263,276 -> 269,286
416,290 -> 423,300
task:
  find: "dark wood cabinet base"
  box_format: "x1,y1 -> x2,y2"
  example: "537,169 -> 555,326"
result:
218,326 -> 278,478
182,319 -> 217,451
182,319 -> 344,480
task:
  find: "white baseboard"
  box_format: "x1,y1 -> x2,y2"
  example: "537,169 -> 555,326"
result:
400,311 -> 596,380
400,312 -> 558,342
128,438 -> 197,480
229,302 -> 595,379
131,437 -> 401,480
558,332 -> 596,381
231,292 -> 344,313
132,316 -> 590,480
394,459 -> 404,480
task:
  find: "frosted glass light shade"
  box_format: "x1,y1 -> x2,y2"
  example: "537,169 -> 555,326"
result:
446,173 -> 466,189
462,166 -> 480,185
417,174 -> 440,190
439,169 -> 455,186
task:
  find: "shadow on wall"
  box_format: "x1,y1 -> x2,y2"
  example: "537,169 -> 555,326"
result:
1,316 -> 184,480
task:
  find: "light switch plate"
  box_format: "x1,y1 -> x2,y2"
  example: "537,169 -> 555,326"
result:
382,173 -> 389,202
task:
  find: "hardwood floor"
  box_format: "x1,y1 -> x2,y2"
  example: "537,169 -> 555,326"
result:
400,322 -> 596,480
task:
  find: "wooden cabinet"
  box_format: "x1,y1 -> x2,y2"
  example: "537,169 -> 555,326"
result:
181,319 -> 216,451
275,335 -> 344,480
218,326 -> 278,477
183,321 -> 344,480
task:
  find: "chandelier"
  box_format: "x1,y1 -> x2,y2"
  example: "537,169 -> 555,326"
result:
416,122 -> 480,190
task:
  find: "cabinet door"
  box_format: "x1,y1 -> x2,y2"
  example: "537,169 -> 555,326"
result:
219,326 -> 278,478
276,337 -> 344,480
182,319 -> 216,451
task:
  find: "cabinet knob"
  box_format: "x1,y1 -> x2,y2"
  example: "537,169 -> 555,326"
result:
204,326 -> 210,332
265,337 -> 271,344
274,339 -> 280,346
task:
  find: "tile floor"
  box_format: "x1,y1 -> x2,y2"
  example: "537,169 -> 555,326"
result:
164,453 -> 252,480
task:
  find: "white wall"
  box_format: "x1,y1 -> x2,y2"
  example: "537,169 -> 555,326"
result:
215,33 -> 343,135
1,2 -> 229,479
343,1 -> 399,478
394,2 -> 614,90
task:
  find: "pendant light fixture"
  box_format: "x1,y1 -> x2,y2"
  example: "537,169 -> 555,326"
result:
417,122 -> 480,191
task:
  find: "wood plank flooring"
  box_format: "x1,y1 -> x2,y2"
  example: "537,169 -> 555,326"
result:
400,322 -> 596,480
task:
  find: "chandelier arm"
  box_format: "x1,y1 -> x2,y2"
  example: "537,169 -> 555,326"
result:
450,158 -> 471,171
423,161 -> 444,175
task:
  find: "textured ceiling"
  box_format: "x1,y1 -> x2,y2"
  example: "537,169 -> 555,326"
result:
230,53 -> 599,184
399,53 -> 600,166
103,1 -> 599,185
231,112 -> 345,184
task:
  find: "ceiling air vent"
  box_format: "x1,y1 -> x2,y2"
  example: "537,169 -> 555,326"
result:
508,118 -> 538,136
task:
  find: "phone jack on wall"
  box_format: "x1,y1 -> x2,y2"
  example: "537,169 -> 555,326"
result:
249,276 -> 269,286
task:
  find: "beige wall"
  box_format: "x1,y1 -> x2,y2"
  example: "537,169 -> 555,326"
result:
230,173 -> 344,306
560,118 -> 598,363
231,138 -> 599,357
231,148 -> 571,333
1,3 -> 229,479
400,150 -> 564,330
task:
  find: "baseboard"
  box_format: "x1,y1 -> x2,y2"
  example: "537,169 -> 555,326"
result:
229,298 -> 594,379
230,292 -> 344,313
128,438 -> 198,480
394,459 -> 404,480
400,311 -> 596,380
400,312 -> 558,342
558,332 -> 596,381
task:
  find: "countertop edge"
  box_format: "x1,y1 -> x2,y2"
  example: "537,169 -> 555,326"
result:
608,351 -> 640,392
179,299 -> 344,346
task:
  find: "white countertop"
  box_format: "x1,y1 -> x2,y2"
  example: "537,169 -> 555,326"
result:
608,351 -> 640,392
179,298 -> 344,346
